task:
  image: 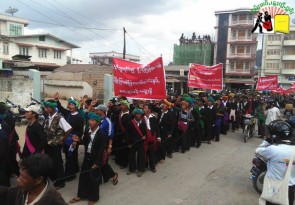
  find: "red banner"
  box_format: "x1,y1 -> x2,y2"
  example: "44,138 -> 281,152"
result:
113,57 -> 166,100
188,64 -> 223,90
256,75 -> 278,91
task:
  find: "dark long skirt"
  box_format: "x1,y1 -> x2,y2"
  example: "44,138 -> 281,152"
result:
64,144 -> 79,180
77,158 -> 101,202
114,134 -> 129,168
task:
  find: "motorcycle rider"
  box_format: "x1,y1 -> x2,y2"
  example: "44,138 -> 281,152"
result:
255,120 -> 295,205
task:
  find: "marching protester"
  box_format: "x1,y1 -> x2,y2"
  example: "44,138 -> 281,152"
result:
227,96 -> 237,132
264,100 -> 281,138
94,104 -> 118,185
205,97 -> 217,144
54,93 -> 84,182
69,113 -> 107,205
22,105 -> 46,159
43,100 -> 72,189
127,108 -> 146,177
143,104 -> 159,173
0,154 -> 68,205
192,97 -> 205,148
214,99 -> 224,142
115,100 -> 132,169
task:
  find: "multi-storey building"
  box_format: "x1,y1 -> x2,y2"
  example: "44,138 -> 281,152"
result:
0,13 -> 79,71
89,51 -> 140,65
214,8 -> 258,89
261,27 -> 295,88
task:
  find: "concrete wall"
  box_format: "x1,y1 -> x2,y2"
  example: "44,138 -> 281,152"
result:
0,76 -> 33,107
43,79 -> 92,99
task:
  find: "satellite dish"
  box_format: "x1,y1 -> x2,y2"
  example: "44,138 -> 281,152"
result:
5,7 -> 18,16
292,18 -> 295,24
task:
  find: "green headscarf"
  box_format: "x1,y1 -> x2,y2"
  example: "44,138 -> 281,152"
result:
88,112 -> 102,123
43,101 -> 57,108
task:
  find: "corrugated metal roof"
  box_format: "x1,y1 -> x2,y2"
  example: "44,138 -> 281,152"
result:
54,64 -> 112,73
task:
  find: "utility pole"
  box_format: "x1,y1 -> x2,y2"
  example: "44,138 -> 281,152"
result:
123,27 -> 126,59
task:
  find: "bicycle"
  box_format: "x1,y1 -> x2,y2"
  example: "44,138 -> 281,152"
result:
243,114 -> 255,143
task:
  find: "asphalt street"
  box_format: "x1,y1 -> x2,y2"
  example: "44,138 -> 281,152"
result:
54,129 -> 262,205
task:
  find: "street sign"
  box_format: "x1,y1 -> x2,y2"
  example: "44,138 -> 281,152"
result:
289,76 -> 295,81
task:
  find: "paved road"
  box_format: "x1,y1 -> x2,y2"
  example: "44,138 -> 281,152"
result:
53,129 -> 262,205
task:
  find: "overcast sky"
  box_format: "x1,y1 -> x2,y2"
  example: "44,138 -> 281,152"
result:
2,0 -> 295,65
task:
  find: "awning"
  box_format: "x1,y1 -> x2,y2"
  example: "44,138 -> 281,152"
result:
166,78 -> 181,83
15,42 -> 34,47
36,45 -> 67,51
33,62 -> 59,68
14,61 -> 35,67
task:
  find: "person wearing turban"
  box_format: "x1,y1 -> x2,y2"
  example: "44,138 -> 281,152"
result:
127,108 -> 146,177
53,92 -> 84,182
70,112 -> 107,204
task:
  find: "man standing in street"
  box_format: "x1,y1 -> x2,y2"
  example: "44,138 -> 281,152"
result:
43,100 -> 72,189
265,101 -> 281,138
22,105 -> 46,159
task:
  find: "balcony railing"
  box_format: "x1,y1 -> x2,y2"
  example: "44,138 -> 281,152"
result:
230,37 -> 253,41
231,20 -> 253,25
228,53 -> 252,58
227,68 -> 251,73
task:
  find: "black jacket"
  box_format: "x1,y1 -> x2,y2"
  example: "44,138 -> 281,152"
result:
146,116 -> 160,138
158,111 -> 174,138
205,106 -> 217,125
22,121 -> 46,158
127,119 -> 147,144
83,128 -> 107,166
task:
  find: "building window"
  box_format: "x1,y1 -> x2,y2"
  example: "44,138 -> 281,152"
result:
284,47 -> 295,55
247,30 -> 251,38
284,61 -> 295,69
248,15 -> 253,20
268,35 -> 282,41
38,49 -> 47,58
284,31 -> 295,40
3,43 -> 9,55
230,61 -> 235,70
9,24 -> 22,36
266,62 -> 280,69
230,45 -> 235,54
238,30 -> 246,38
232,15 -> 237,22
244,62 -> 250,70
54,51 -> 62,59
232,30 -> 237,38
246,46 -> 250,54
237,45 -> 244,53
239,14 -> 247,21
39,36 -> 45,41
19,47 -> 29,56
267,49 -> 281,55
236,61 -> 243,70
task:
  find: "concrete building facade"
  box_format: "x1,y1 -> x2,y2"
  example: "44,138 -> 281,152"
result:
214,8 -> 258,89
261,27 -> 295,88
90,51 -> 140,65
0,13 -> 79,71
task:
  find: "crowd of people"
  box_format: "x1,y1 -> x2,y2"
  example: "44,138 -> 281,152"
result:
0,90 -> 294,204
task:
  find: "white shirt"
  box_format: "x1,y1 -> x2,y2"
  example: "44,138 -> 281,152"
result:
121,111 -> 129,117
144,114 -> 153,130
265,107 -> 281,125
48,112 -> 72,132
87,126 -> 99,153
256,141 -> 295,186
25,181 -> 48,205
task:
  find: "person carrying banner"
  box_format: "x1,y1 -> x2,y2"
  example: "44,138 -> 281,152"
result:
115,100 -> 132,169
127,108 -> 146,177
143,104 -> 159,173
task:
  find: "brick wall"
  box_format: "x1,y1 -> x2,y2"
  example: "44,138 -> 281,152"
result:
82,66 -> 113,99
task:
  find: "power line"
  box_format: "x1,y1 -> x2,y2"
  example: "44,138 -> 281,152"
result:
27,18 -> 120,31
50,0 -> 110,29
42,0 -> 122,51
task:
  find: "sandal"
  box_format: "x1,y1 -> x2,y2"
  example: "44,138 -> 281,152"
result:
69,197 -> 82,204
112,173 -> 118,185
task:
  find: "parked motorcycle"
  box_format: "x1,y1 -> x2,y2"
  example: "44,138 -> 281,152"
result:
250,155 -> 267,193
